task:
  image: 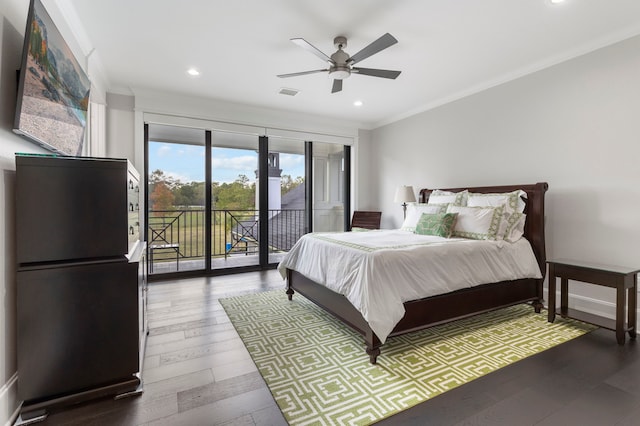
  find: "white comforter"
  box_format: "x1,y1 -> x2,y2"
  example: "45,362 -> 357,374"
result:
277,229 -> 542,344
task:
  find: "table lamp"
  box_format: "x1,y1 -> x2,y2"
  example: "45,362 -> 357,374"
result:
394,185 -> 416,219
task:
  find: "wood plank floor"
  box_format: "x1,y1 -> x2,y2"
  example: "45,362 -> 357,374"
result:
36,270 -> 640,425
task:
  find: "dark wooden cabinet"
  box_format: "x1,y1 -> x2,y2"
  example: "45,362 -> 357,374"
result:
15,154 -> 146,421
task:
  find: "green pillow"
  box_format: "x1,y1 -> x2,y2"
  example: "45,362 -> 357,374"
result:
414,212 -> 458,238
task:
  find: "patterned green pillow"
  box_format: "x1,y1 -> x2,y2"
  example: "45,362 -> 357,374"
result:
414,213 -> 459,238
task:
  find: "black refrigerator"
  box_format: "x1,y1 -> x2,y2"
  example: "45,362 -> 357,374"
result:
15,154 -> 146,421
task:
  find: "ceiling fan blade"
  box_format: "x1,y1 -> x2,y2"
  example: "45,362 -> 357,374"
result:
352,67 -> 401,79
290,38 -> 334,64
348,33 -> 398,65
277,69 -> 328,78
331,79 -> 343,93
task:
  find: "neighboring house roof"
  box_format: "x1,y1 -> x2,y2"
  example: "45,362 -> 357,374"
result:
281,183 -> 305,210
233,183 -> 306,251
265,208 -> 306,251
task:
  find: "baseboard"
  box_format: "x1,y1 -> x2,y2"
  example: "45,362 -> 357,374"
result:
1,373 -> 21,426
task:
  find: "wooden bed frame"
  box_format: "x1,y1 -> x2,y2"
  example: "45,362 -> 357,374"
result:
286,182 -> 549,364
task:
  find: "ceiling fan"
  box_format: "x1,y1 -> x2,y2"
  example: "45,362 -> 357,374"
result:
277,33 -> 401,93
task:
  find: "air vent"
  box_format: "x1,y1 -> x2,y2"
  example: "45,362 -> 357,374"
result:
278,88 -> 300,96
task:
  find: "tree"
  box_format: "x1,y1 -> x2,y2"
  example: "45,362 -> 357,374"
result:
213,175 -> 255,210
149,169 -> 179,189
281,174 -> 304,195
150,181 -> 174,211
174,182 -> 205,207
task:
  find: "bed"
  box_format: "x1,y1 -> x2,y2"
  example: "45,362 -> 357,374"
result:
280,182 -> 548,364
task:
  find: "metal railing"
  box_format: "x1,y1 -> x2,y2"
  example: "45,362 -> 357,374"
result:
147,208 -> 306,273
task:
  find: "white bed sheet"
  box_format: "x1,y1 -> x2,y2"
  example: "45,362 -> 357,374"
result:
277,229 -> 542,343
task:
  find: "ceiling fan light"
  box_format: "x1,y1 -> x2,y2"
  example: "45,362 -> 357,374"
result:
330,67 -> 350,80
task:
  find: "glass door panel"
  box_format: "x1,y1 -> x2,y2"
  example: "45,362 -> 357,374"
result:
147,124 -> 206,275
266,137 -> 306,265
312,142 -> 345,232
210,131 -> 260,270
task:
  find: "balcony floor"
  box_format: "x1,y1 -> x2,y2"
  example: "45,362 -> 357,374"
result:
149,252 -> 287,275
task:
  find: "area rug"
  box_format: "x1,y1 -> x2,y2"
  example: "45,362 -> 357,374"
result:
220,290 -> 595,426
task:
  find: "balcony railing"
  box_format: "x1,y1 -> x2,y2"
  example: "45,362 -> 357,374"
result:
147,208 -> 306,273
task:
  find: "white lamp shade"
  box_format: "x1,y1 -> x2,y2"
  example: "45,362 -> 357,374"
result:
394,185 -> 416,203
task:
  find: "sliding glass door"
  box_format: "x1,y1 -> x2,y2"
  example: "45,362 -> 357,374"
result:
266,137 -> 306,264
210,131 -> 260,270
145,123 -> 350,277
146,124 -> 206,274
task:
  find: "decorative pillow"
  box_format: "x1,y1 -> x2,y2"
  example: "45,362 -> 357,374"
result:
427,189 -> 468,206
414,212 -> 458,238
467,190 -> 526,214
400,203 -> 448,232
446,204 -> 505,240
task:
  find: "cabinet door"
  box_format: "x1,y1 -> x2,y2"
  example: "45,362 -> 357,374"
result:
17,261 -> 138,402
16,157 -> 128,263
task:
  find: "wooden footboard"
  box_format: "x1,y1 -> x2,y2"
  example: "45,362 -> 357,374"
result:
287,269 -> 542,364
286,182 -> 548,364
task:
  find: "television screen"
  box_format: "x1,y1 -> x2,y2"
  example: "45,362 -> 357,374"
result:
13,0 -> 91,156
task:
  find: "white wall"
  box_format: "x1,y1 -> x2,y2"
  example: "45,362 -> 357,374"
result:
355,129 -> 373,211
106,93 -> 136,162
371,34 -> 640,321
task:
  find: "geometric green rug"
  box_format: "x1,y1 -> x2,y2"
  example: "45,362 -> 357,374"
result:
220,290 -> 596,426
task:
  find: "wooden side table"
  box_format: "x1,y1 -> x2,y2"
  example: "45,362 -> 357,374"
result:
547,259 -> 639,344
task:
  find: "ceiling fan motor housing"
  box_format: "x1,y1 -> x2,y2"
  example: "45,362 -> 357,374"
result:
330,51 -> 351,79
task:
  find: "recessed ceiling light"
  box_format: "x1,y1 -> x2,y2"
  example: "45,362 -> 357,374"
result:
187,68 -> 200,76
353,100 -> 363,107
549,0 -> 565,4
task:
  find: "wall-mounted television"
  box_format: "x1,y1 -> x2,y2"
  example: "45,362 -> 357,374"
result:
13,0 -> 91,156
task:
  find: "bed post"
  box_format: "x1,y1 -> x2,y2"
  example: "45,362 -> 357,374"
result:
525,182 -> 548,314
533,296 -> 543,313
365,330 -> 381,364
286,268 -> 295,301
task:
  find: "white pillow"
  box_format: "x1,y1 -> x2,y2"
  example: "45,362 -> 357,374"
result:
467,190 -> 526,214
501,212 -> 526,242
400,203 -> 448,231
446,204 -> 505,240
428,189 -> 468,206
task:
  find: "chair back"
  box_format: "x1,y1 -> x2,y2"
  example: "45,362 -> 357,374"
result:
351,211 -> 381,230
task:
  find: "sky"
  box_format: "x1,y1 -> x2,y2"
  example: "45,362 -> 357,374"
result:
148,142 -> 304,184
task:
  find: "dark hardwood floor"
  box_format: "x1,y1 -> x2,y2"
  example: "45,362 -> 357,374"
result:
35,270 -> 640,425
